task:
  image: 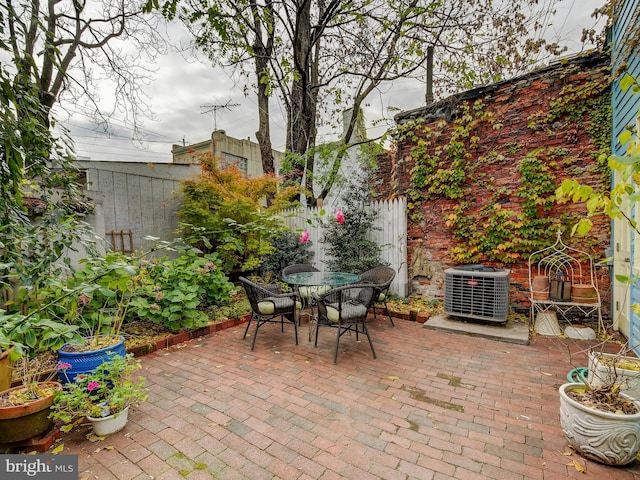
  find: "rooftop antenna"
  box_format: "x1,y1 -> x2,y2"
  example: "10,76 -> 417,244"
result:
201,99 -> 240,131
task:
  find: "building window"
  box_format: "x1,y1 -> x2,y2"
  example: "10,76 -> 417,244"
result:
220,152 -> 248,175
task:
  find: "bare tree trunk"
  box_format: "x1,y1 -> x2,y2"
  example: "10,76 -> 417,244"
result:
287,0 -> 313,157
251,0 -> 276,176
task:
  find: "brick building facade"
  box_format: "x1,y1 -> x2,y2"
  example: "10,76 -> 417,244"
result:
379,51 -> 612,317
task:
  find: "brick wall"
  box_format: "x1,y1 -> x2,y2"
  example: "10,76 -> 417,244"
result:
379,52 -> 612,317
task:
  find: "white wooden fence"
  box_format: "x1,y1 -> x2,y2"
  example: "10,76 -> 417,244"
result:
280,197 -> 408,296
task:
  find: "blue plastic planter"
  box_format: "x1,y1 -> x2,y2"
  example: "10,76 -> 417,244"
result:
57,336 -> 126,384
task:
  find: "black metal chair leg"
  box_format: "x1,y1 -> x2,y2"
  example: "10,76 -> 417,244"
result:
384,302 -> 395,327
251,318 -> 262,351
334,325 -> 342,364
362,321 -> 377,359
243,313 -> 255,339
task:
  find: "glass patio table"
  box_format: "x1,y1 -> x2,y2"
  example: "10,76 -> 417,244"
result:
282,271 -> 361,288
282,271 -> 361,340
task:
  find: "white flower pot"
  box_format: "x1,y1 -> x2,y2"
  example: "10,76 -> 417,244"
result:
559,383 -> 640,466
87,405 -> 129,436
588,351 -> 640,401
534,311 -> 561,336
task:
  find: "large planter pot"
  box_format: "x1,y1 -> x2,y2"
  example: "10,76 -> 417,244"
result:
0,349 -> 13,392
57,335 -> 126,384
588,351 -> 640,401
559,382 -> 640,466
0,381 -> 61,444
87,405 -> 129,436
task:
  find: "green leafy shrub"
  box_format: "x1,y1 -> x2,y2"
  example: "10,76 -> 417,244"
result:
259,231 -> 314,278
322,178 -> 386,273
130,250 -> 234,331
178,152 -> 297,273
18,242 -> 234,336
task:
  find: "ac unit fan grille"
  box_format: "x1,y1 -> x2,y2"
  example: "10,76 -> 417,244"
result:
444,267 -> 510,323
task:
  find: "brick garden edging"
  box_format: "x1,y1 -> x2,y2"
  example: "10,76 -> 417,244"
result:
125,315 -> 250,357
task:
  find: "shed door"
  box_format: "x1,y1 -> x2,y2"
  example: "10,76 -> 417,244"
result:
613,173 -> 631,338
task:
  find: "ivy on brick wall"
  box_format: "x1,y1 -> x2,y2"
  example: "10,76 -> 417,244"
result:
396,72 -> 611,264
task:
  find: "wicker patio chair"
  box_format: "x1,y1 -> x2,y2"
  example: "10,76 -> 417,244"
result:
312,284 -> 377,364
282,263 -> 319,276
359,266 -> 396,326
282,263 -> 330,316
239,276 -> 298,350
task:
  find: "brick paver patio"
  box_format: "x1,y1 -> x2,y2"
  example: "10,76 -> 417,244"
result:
58,316 -> 640,479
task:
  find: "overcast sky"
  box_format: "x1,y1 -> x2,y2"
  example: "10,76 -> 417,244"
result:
59,0 -> 608,163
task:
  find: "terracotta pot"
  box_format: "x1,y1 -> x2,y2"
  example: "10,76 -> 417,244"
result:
531,276 -> 549,300
571,284 -> 598,303
0,349 -> 13,392
0,381 -> 61,444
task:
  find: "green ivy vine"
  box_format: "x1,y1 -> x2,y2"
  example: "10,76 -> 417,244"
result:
398,72 -> 612,264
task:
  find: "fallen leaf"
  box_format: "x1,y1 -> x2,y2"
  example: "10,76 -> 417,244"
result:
105,446 -> 115,451
51,444 -> 64,454
567,459 -> 586,473
87,433 -> 105,443
388,375 -> 399,380
561,451 -> 573,456
216,365 -> 224,368
541,371 -> 553,376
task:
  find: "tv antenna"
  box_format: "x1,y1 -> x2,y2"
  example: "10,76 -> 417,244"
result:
201,99 -> 240,131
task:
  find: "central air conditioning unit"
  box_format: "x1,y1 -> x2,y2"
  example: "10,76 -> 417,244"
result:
444,265 -> 510,323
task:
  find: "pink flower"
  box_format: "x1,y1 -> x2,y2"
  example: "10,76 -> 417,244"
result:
335,209 -> 345,224
87,381 -> 100,392
57,362 -> 71,370
300,230 -> 310,243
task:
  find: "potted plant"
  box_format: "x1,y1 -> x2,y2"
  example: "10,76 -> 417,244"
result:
587,349 -> 640,401
0,353 -> 63,444
0,310 -> 82,389
54,252 -> 143,383
559,381 -> 640,466
51,353 -> 147,436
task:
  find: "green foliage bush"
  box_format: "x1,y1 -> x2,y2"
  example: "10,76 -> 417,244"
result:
322,176 -> 386,274
177,152 -> 297,273
15,242 -> 235,337
259,231 -> 314,278
130,250 -> 234,331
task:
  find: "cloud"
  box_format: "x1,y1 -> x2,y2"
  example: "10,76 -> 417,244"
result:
64,0 -> 607,162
